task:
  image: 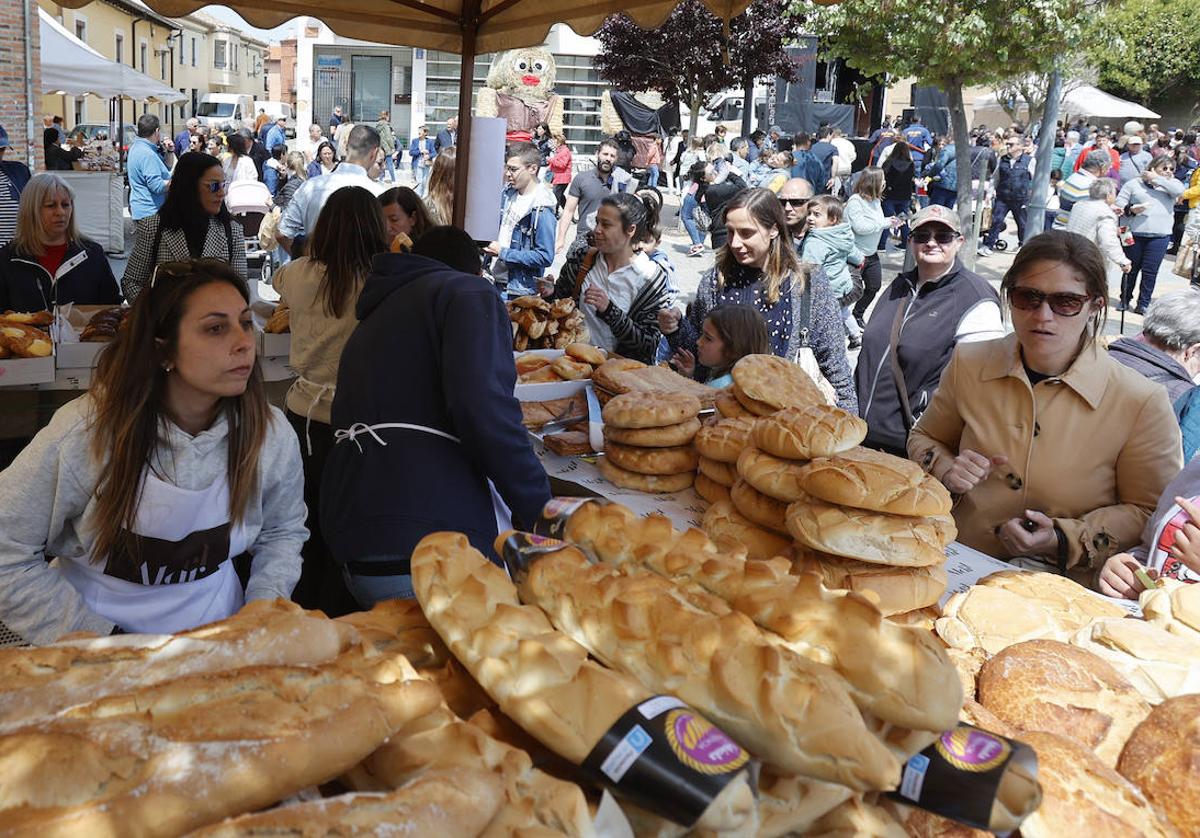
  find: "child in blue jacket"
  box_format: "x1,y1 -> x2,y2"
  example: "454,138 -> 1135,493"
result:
800,195 -> 865,347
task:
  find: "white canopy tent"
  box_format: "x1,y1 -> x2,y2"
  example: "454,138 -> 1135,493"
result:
39,7 -> 185,103
973,84 -> 1160,123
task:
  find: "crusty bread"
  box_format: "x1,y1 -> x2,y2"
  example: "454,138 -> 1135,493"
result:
604,440 -> 698,475
694,472 -> 732,507
731,383 -> 779,416
512,538 -> 901,790
1019,730 -> 1175,838
976,570 -> 1127,626
593,361 -> 715,406
0,599 -> 360,735
550,356 -> 593,381
943,647 -> 988,703
703,500 -> 792,561
755,769 -> 853,838
790,550 -> 947,616
698,455 -> 739,487
752,404 -> 866,460
597,455 -> 694,493
786,494 -> 953,568
806,796 -> 907,838
714,388 -> 755,419
604,417 -> 700,448
1117,693 -> 1200,837
731,355 -> 825,411
515,353 -> 550,375
0,656 -> 440,837
544,431 -> 594,457
694,416 -> 758,463
737,446 -> 809,502
190,768 -> 505,836
796,447 -> 952,517
729,479 -> 790,534
977,639 -> 1150,767
1139,578 -> 1200,643
883,801 -> 992,838
601,391 -> 701,429
1070,616 -> 1200,704
565,343 -> 606,366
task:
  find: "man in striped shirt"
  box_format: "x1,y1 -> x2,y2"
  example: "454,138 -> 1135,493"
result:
1054,149 -> 1111,228
0,126 -> 32,249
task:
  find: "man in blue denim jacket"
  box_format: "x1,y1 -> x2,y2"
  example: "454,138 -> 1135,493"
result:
485,142 -> 557,299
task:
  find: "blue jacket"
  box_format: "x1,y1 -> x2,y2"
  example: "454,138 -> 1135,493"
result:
925,144 -> 958,192
0,160 -> 30,201
0,239 -> 121,311
800,222 -> 863,298
995,153 -> 1033,204
127,137 -> 171,221
790,150 -> 825,189
1177,387 -> 1200,464
902,124 -> 933,168
321,253 -> 550,567
409,136 -> 435,165
265,125 -> 286,152
497,184 -> 558,298
173,129 -> 192,156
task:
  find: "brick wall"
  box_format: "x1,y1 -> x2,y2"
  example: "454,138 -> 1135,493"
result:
0,0 -> 40,171
281,38 -> 296,109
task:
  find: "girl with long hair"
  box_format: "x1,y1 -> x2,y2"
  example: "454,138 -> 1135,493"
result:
122,152 -> 247,301
659,187 -> 856,409
671,303 -> 768,387
0,259 -> 306,643
271,186 -> 389,614
844,167 -> 888,329
424,146 -> 456,226
224,132 -> 258,183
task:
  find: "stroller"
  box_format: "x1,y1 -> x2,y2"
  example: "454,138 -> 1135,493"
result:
225,180 -> 275,297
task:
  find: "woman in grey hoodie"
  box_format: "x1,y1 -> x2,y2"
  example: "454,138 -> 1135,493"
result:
1115,154 -> 1186,313
0,259 -> 306,645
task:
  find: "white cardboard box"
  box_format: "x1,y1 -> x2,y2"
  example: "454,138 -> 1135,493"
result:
513,349 -> 596,401
55,304 -> 125,369
0,355 -> 55,387
258,330 -> 291,359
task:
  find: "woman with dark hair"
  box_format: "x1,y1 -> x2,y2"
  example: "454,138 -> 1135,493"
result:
272,186 -> 388,614
42,128 -> 84,172
379,186 -> 433,250
909,230 -> 1182,587
541,191 -> 671,363
224,132 -> 258,183
880,141 -> 915,248
306,141 -> 339,179
0,259 -> 305,643
532,122 -> 552,172
659,188 -> 856,410
122,152 -> 247,301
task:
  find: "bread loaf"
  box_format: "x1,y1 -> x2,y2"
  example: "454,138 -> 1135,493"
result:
695,472 -> 732,507
755,768 -> 853,838
597,456 -> 695,493
796,448 -> 952,517
698,456 -> 739,487
752,405 -> 866,460
715,389 -> 755,419
1070,616 -> 1200,703
512,537 -> 901,790
731,355 -> 824,411
976,639 -> 1150,766
410,532 -> 758,834
1139,578 -> 1200,642
732,383 -> 779,416
594,362 -> 716,406
806,796 -> 907,838
0,657 -> 440,837
604,417 -> 700,448
790,551 -> 947,616
786,494 -> 953,568
565,343 -> 606,365
1018,730 -> 1175,838
550,356 -> 593,381
602,391 -> 700,430
883,801 -> 992,838
694,416 -> 758,463
604,440 -> 698,475
703,500 -> 792,561
730,479 -> 790,534
189,768 -> 505,837
1117,693 -> 1200,837
0,599 -> 360,734
737,447 -> 809,502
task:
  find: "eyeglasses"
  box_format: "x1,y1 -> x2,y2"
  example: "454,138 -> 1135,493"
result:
1009,286 -> 1091,316
911,230 -> 958,244
780,197 -> 809,207
203,180 -> 228,194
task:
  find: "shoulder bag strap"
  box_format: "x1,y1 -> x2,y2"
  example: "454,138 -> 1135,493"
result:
889,296 -> 915,432
798,276 -> 813,348
572,248 -> 599,299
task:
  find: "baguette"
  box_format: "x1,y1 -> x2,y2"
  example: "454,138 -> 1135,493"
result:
411,532 -> 759,835
0,599 -> 360,734
188,768 -> 505,836
0,657 -> 440,837
510,536 -> 901,790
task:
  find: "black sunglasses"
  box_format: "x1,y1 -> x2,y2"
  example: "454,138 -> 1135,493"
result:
911,230 -> 958,244
780,197 -> 810,207
1009,286 -> 1091,316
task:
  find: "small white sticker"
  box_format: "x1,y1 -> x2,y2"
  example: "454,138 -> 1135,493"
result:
638,695 -> 685,719
899,753 -> 930,801
599,725 -> 652,783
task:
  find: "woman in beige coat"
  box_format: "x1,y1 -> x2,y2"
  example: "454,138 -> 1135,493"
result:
908,230 -> 1182,585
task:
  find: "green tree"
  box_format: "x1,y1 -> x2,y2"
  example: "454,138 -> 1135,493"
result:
1086,0 -> 1200,105
805,0 -> 1092,259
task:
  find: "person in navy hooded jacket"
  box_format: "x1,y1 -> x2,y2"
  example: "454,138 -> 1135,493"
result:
320,225 -> 551,606
484,142 -> 557,299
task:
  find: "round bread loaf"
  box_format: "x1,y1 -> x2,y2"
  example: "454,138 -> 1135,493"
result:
597,456 -> 694,494
604,418 -> 700,448
702,500 -> 792,562
565,343 -> 606,365
601,391 -> 701,429
731,383 -> 779,417
796,447 -> 952,517
1018,730 -> 1175,838
790,550 -> 948,616
592,358 -> 646,393
737,447 -> 809,502
694,416 -> 758,463
731,354 -> 825,410
730,480 -> 789,535
714,389 -> 755,419
753,404 -> 867,460
550,356 -> 593,381
977,640 -> 1150,768
697,456 -> 738,488
694,472 -> 732,507
785,494 -> 952,567
1117,693 -> 1200,837
603,440 -> 698,475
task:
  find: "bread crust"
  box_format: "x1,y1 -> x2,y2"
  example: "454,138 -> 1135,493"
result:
702,499 -> 792,561
785,494 -> 954,567
790,551 -> 947,616
597,455 -> 695,493
737,446 -> 809,502
604,417 -> 700,448
1117,693 -> 1200,837
694,472 -> 732,506
730,479 -> 790,534
604,440 -> 698,475
601,390 -> 701,429
714,388 -> 755,419
731,354 -> 824,410
796,447 -> 953,517
549,356 -> 593,381
565,342 -> 605,365
694,416 -> 757,463
753,404 -> 867,460
698,456 -> 738,487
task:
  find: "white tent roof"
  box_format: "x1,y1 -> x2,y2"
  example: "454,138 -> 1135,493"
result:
974,84 -> 1159,120
39,8 -> 187,103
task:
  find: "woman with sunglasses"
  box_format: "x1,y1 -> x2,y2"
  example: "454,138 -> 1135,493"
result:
0,259 -> 306,644
122,152 -> 247,302
909,230 -> 1182,585
855,205 -> 1003,457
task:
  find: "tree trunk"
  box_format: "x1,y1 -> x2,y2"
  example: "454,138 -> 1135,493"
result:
947,81 -> 976,268
741,71 -> 755,138
1025,67 -> 1063,238
689,98 -> 701,136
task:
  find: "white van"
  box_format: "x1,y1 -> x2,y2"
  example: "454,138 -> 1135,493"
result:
693,89 -> 769,140
254,100 -> 296,139
195,93 -> 256,133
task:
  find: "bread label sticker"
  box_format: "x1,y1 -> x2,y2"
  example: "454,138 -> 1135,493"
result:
600,724 -> 652,782
498,531 -> 570,581
900,753 -> 930,799
665,709 -> 749,775
935,728 -> 1010,773
533,496 -> 611,543
638,695 -> 685,719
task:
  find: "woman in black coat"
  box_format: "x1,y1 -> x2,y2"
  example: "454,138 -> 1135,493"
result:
880,142 -> 916,248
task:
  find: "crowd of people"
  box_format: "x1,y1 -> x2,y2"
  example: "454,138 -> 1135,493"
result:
0,100 -> 1196,644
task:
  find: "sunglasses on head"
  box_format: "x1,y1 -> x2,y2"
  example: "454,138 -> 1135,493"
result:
204,179 -> 228,194
1009,286 -> 1091,316
780,197 -> 809,207
911,229 -> 958,244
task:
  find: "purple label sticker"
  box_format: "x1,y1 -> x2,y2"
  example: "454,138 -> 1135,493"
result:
935,727 -> 1011,773
665,709 -> 748,775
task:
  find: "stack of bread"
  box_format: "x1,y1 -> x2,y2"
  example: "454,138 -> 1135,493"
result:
599,391 -> 701,494
515,343 -> 606,384
508,295 -> 588,350
0,310 -> 53,359
591,357 -> 716,407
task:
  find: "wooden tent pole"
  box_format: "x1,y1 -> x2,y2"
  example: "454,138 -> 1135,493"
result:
451,0 -> 481,229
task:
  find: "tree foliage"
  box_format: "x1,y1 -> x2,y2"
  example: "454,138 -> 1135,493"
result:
990,59 -> 1097,126
595,0 -> 803,132
1086,0 -> 1200,104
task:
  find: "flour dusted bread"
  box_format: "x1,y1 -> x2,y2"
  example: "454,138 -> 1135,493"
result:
189,768 -> 505,837
1140,578 -> 1200,642
976,639 -> 1150,766
0,657 -> 440,837
790,551 -> 948,616
1117,693 -> 1200,837
695,416 -> 758,463
1018,730 -> 1175,838
1070,616 -> 1200,703
786,493 -> 953,568
731,354 -> 824,410
0,599 -> 360,734
796,447 -> 952,517
703,500 -> 792,561
597,456 -> 694,493
753,404 -> 866,460
807,796 -> 907,838
737,446 -> 809,502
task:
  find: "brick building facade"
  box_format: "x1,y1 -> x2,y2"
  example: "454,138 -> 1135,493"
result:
0,0 -> 41,170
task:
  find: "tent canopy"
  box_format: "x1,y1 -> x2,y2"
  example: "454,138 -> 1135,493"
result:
40,7 -> 186,103
975,84 -> 1160,121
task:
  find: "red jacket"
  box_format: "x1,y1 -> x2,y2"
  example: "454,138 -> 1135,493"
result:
549,144 -> 573,185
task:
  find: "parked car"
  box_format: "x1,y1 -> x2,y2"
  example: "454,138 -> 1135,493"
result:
253,100 -> 296,139
66,123 -> 137,155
